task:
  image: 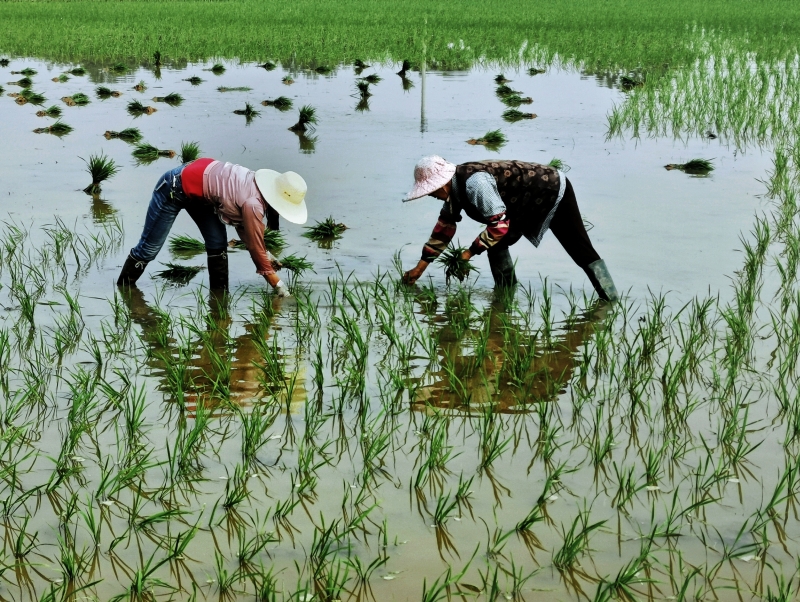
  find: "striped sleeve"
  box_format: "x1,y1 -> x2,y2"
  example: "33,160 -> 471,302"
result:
421,210 -> 458,262
468,213 -> 511,255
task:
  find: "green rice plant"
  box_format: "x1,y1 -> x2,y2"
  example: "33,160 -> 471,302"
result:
179,140 -> 201,163
282,75 -> 294,85
436,244 -> 477,285
104,127 -> 142,143
62,92 -> 90,106
8,76 -> 32,87
154,262 -> 204,285
592,540 -> 653,602
495,73 -> 510,83
81,152 -> 120,195
35,105 -> 62,118
208,63 -> 226,74
233,102 -> 260,121
169,234 -> 205,256
0,58 -> 8,67
68,66 -> 85,76
263,228 -> 287,253
279,254 -> 314,275
303,216 -> 347,241
502,108 -> 536,122
620,74 -> 644,90
548,158 -> 571,171
13,67 -> 36,76
111,63 -> 127,73
218,86 -> 252,92
355,80 -> 372,98
664,158 -> 715,174
501,93 -> 533,106
359,73 -> 382,84
495,84 -> 521,97
184,75 -> 203,85
261,96 -> 293,111
127,99 -> 157,115
15,88 -> 46,105
552,508 -> 606,571
152,92 -> 183,105
467,129 -> 507,151
132,143 -> 176,162
52,73 -> 69,83
528,67 -> 546,75
289,104 -> 318,132
153,50 -> 161,66
109,550 -> 171,602
32,120 -> 72,136
259,60 -> 277,70
133,80 -> 147,92
95,85 -> 121,99
353,58 -> 370,70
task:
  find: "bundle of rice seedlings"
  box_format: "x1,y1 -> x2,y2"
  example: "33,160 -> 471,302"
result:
132,143 -> 176,163
467,129 -> 507,150
32,121 -> 73,136
261,96 -> 293,111
264,229 -> 287,253
359,73 -> 381,85
179,141 -> 201,164
69,67 -> 86,76
104,127 -> 142,143
96,86 -> 121,99
303,217 -> 347,241
501,94 -> 533,106
259,61 -> 277,71
52,74 -> 69,83
279,254 -> 314,275
184,76 -> 203,85
355,80 -> 372,99
16,89 -> 46,105
494,74 -> 510,84
111,63 -> 128,73
436,245 -> 477,285
664,159 -> 714,174
152,92 -> 183,106
8,77 -> 33,88
62,92 -> 90,106
169,235 -> 205,255
288,105 -> 318,132
154,262 -> 204,285
0,59 -> 10,67
495,84 -> 522,97
12,68 -> 37,76
548,158 -> 571,172
620,75 -> 644,90
207,63 -> 225,74
314,65 -> 332,75
217,86 -> 252,92
528,67 -> 546,76
397,60 -> 411,76
133,81 -> 147,92
127,100 -> 157,115
36,105 -> 62,118
153,50 -> 161,67
354,59 -> 370,70
502,109 -> 536,122
233,103 -> 260,120
282,76 -> 294,85
82,152 -> 120,194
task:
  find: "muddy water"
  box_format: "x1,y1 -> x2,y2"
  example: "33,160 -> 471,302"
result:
0,58 -> 789,602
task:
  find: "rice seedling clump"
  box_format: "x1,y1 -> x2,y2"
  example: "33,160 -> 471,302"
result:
32,120 -> 72,136
289,105 -> 318,132
303,216 -> 347,241
179,141 -> 201,164
35,105 -> 62,118
261,96 -> 293,111
151,92 -> 183,106
466,129 -> 507,150
154,262 -> 205,285
132,143 -> 176,163
169,234 -> 206,256
104,127 -> 142,143
664,158 -> 714,174
127,99 -> 157,115
81,151 -> 119,194
95,85 -> 121,99
436,244 -> 478,284
62,92 -> 90,106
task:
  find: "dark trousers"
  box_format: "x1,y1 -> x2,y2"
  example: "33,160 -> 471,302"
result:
487,178 -> 601,286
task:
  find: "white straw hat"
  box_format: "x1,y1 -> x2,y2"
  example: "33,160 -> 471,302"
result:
403,155 -> 456,202
254,170 -> 308,224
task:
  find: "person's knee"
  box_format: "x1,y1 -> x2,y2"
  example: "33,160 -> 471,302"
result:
130,244 -> 160,263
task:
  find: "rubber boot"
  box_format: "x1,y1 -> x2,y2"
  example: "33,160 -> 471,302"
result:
585,259 -> 619,302
207,250 -> 229,291
487,246 -> 518,288
117,254 -> 148,286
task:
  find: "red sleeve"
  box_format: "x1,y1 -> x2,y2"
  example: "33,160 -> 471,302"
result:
239,199 -> 275,276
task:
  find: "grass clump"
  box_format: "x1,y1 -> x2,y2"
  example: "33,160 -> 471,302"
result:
184,76 -> 203,85
259,61 -> 277,70
0,59 -> 9,67
154,262 -> 205,285
528,67 -> 546,76
132,143 -> 176,163
355,80 -> 372,99
152,92 -> 183,106
207,63 -> 225,74
111,63 -> 127,73
82,152 -> 120,195
264,229 -> 287,253
664,158 -> 714,174
282,76 -> 294,85
217,86 -> 252,92
104,128 -> 142,143
495,84 -> 522,97
436,245 -> 477,285
127,99 -> 156,115
68,66 -> 85,76
501,94 -> 533,106
179,141 -> 201,164
548,158 -> 571,171
233,102 -> 260,122
8,77 -> 33,88
279,254 -> 314,275
32,120 -> 72,136
12,67 -> 36,76
62,92 -> 90,106
169,235 -> 205,256
261,96 -> 293,111
15,88 -> 46,105
502,108 -> 536,122
36,105 -> 62,118
289,105 -> 318,132
359,73 -> 381,84
620,75 -> 644,90
133,80 -> 147,92
96,86 -> 121,99
303,217 -> 347,242
467,129 -> 507,151
52,74 -> 69,83
495,73 -> 510,84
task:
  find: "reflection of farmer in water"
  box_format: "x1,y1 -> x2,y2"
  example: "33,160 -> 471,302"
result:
117,159 -> 309,297
401,156 -> 619,302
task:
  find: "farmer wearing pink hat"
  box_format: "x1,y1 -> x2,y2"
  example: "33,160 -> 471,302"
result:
402,156 -> 618,301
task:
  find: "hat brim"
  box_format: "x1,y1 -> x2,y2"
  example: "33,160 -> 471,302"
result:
254,169 -> 308,224
402,168 -> 455,202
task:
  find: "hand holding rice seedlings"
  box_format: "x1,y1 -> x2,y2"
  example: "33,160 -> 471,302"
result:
436,245 -> 477,285
82,152 -> 120,195
62,92 -> 90,106
151,92 -> 183,106
169,234 -> 205,256
303,216 -> 347,241
133,80 -> 147,92
183,76 -> 203,85
52,74 -> 69,83
548,158 -> 571,171
127,99 -> 156,115
502,108 -> 536,122
217,86 -> 252,92
104,127 -> 142,143
8,77 -> 33,87
154,262 -> 205,285
132,143 -> 176,163
282,75 -> 294,85
664,158 -> 714,174
96,86 -> 121,99
32,120 -> 73,136
467,129 -> 507,151
289,104 -> 318,132
36,105 -> 62,118
261,96 -> 293,111
179,141 -> 201,164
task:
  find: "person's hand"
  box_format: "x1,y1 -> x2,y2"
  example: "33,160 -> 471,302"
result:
270,259 -> 283,271
460,249 -> 472,261
275,284 -> 291,298
403,261 -> 428,285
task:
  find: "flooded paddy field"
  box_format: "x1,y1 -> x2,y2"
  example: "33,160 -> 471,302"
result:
0,51 -> 799,602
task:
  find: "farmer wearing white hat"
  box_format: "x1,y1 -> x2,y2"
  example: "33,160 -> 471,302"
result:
402,155 -> 618,301
117,158 -> 308,296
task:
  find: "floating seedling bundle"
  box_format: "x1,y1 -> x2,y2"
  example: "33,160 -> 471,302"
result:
8,77 -> 33,88
62,92 -> 90,106
289,105 -> 318,132
104,127 -> 142,143
169,234 -> 206,256
52,74 -> 69,83
154,262 -> 205,285
14,88 -> 46,105
502,108 -> 536,122
259,61 -> 277,70
81,152 -> 119,195
127,100 -> 157,115
217,86 -> 252,92
151,92 -> 183,106
32,120 -> 73,136
261,96 -> 293,111
133,80 -> 147,92
68,66 -> 85,76
303,216 -> 347,242
132,143 -> 176,163
35,105 -> 62,118
467,129 -> 507,151
95,86 -> 121,99
664,158 -> 714,174
233,102 -> 260,122
205,63 -> 225,74
184,76 -> 203,85
282,76 -> 294,85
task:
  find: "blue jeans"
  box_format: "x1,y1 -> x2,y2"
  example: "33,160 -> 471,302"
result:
130,165 -> 228,262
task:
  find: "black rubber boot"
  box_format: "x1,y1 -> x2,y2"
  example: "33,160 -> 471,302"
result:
117,254 -> 148,286
585,259 -> 619,302
487,246 -> 518,288
207,250 -> 229,291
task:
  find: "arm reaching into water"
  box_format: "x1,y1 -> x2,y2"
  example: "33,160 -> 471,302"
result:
403,209 -> 458,285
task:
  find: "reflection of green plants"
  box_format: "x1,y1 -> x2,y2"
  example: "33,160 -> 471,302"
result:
82,152 -> 120,195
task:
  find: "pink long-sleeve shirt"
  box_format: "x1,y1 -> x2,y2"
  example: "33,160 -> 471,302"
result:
182,159 -> 275,277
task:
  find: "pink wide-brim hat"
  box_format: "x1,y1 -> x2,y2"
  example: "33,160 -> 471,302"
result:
403,155 -> 457,201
